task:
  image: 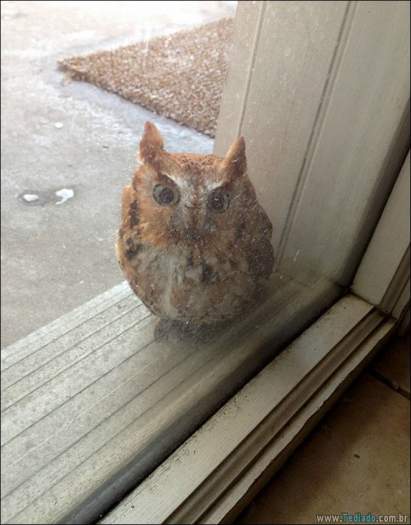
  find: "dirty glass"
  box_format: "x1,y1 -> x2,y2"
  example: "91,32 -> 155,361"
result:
3,1 -> 407,523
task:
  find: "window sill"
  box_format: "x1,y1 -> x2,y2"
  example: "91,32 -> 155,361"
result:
1,272 -> 340,524
102,295 -> 395,524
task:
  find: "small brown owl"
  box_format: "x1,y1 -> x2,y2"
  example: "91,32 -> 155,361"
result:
116,122 -> 274,326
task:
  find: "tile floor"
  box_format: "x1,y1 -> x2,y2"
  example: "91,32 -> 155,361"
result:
239,332 -> 410,525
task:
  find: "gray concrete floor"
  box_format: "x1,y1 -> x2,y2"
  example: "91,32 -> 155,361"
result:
1,1 -> 236,347
240,333 -> 410,524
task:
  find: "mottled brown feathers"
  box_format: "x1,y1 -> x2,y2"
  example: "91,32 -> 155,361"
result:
220,136 -> 246,179
139,121 -> 164,165
116,121 -> 274,325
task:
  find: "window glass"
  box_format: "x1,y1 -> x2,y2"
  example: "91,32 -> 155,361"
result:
2,2 -> 408,523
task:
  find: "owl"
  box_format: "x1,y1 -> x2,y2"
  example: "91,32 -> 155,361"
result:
116,122 -> 274,326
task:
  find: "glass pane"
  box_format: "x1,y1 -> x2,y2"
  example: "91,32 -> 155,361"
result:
2,1 -> 408,523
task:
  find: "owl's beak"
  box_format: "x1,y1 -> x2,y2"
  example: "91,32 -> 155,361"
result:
182,202 -> 206,242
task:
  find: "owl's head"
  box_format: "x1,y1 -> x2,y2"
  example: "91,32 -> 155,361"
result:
132,121 -> 260,247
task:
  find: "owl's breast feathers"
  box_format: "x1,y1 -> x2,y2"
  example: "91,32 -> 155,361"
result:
117,192 -> 274,324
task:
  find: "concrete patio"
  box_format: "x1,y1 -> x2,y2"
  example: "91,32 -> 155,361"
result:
1,0 -> 235,347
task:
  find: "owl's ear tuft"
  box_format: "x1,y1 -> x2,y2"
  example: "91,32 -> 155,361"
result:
221,136 -> 246,178
139,121 -> 164,164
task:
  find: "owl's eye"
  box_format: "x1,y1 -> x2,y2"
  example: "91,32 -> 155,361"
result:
208,189 -> 230,213
153,184 -> 179,206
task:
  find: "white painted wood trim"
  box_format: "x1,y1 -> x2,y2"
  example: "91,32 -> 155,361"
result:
393,279 -> 410,323
398,306 -> 410,337
215,1 -> 410,287
214,0 -> 349,255
279,1 -> 410,285
102,295 -> 395,525
213,0 -> 266,141
202,319 -> 394,525
352,152 -> 410,317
